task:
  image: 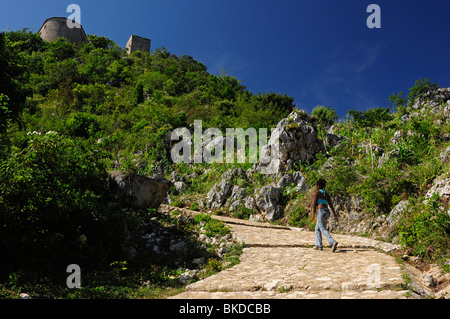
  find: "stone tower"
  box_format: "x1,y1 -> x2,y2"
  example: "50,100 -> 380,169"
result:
126,35 -> 151,55
38,17 -> 88,44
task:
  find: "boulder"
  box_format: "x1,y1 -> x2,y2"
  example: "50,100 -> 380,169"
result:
174,181 -> 187,193
439,145 -> 450,163
256,110 -> 325,175
276,171 -> 309,194
425,176 -> 450,202
225,185 -> 247,207
108,171 -> 169,209
425,175 -> 450,216
255,184 -> 282,222
206,168 -> 247,209
207,179 -> 233,209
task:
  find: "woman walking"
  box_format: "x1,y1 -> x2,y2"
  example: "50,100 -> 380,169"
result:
311,178 -> 339,252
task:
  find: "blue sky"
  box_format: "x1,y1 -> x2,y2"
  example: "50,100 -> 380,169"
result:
1,0 -> 449,118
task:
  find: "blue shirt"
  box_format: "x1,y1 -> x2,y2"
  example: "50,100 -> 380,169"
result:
317,189 -> 328,205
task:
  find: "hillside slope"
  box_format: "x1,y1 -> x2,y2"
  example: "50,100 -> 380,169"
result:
0,29 -> 448,295
166,84 -> 450,274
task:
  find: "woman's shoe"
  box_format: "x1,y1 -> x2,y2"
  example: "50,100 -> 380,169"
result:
331,242 -> 338,252
314,246 -> 323,250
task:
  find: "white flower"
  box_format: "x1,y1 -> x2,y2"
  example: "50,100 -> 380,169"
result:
27,131 -> 42,136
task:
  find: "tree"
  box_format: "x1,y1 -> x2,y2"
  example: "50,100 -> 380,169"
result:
311,105 -> 338,129
348,107 -> 392,129
388,91 -> 407,113
4,28 -> 46,53
390,78 -> 440,112
88,35 -> 116,50
0,32 -> 29,134
257,92 -> 294,114
407,78 -> 440,106
134,81 -> 145,104
0,133 -> 125,276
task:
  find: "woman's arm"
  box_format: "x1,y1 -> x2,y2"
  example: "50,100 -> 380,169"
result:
311,191 -> 318,221
326,193 -> 339,221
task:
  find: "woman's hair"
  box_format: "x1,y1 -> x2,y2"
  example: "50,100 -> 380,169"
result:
316,178 -> 326,189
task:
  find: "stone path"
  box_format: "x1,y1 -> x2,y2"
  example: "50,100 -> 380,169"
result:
164,206 -> 409,299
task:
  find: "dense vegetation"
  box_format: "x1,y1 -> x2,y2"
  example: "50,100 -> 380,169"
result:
0,28 -> 448,297
0,29 -> 287,298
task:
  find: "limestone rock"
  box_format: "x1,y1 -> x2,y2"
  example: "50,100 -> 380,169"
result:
276,171 -> 309,194
244,196 -> 256,210
226,185 -> 247,207
108,171 -> 169,209
255,184 -> 282,222
174,181 -> 187,193
325,133 -> 348,150
374,200 -> 409,240
411,87 -> 450,113
386,200 -> 408,227
256,110 -> 324,175
207,179 -> 233,209
178,270 -> 198,284
425,176 -> 450,202
170,241 -> 186,251
439,145 -> 450,163
206,168 -> 247,209
170,171 -> 184,182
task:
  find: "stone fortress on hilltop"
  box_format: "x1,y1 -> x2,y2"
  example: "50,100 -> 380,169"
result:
126,35 -> 151,55
38,17 -> 88,44
38,17 -> 150,54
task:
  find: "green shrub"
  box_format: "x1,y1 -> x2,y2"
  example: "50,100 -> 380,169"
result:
287,206 -> 314,229
0,132 -> 127,277
189,202 -> 200,211
398,194 -> 450,264
66,112 -> 100,138
133,81 -> 144,104
193,214 -> 230,237
407,78 -> 440,106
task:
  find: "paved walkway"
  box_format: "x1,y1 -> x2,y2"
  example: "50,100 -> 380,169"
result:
163,206 -> 409,299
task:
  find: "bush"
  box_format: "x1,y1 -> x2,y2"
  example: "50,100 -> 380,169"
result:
66,112 -> 100,138
348,107 -> 392,129
407,78 -> 440,106
0,132 -> 127,278
311,105 -> 338,129
193,214 -> 230,237
398,194 -> 450,264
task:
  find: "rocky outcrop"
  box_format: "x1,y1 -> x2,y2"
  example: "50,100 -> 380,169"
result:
206,168 -> 247,210
203,109 -> 329,221
425,175 -> 450,216
205,167 -> 310,222
254,184 -> 282,222
425,175 -> 450,203
256,110 -> 325,175
109,171 -> 169,209
411,87 -> 450,114
276,171 -> 309,194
